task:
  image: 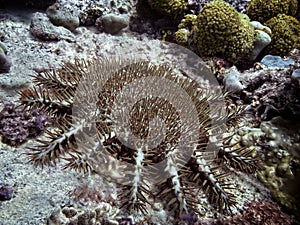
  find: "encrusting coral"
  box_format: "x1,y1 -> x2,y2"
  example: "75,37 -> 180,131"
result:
264,14 -> 300,57
192,0 -> 257,62
17,57 -> 260,219
247,0 -> 298,23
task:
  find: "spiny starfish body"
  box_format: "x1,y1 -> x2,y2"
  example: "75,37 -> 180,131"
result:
19,58 -> 258,218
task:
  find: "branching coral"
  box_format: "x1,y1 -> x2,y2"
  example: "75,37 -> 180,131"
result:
192,0 -> 257,62
18,57 -> 260,218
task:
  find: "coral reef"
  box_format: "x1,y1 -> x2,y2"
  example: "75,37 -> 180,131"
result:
264,14 -> 300,57
0,103 -> 47,146
247,0 -> 298,23
79,0 -> 135,26
241,63 -> 300,120
197,200 -> 295,225
17,57 -> 259,219
258,117 -> 300,221
192,0 -> 257,62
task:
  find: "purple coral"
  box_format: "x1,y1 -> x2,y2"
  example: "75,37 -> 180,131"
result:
0,103 -> 48,146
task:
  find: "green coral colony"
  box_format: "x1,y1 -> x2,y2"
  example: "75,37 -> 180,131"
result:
193,0 -> 257,62
170,0 -> 300,61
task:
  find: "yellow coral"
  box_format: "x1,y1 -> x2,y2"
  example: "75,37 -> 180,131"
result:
247,0 -> 298,23
147,0 -> 188,19
264,14 -> 300,56
175,28 -> 190,45
193,0 -> 257,62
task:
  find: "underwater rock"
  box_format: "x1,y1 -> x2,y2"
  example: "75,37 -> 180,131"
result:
241,64 -> 299,120
0,184 -> 15,201
101,14 -> 129,35
30,12 -> 75,41
0,0 -> 55,9
260,55 -> 295,68
0,42 -> 11,73
223,68 -> 244,93
46,3 -> 80,32
292,68 -> 300,82
246,21 -> 271,61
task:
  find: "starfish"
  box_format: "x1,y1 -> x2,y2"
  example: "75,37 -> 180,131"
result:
18,57 -> 258,218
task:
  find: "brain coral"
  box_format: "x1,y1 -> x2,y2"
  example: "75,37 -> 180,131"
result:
193,0 -> 257,62
147,0 -> 188,19
264,14 -> 300,56
247,0 -> 298,23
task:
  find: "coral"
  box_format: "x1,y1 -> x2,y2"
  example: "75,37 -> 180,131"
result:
0,103 -> 47,146
192,0 -> 257,62
247,0 -> 298,23
195,200 -> 295,225
241,64 -> 300,121
178,14 -> 197,29
147,0 -> 188,19
264,14 -> 300,57
18,58 -> 259,218
223,0 -> 249,13
257,117 -> 300,220
175,28 -> 190,45
47,203 -> 120,225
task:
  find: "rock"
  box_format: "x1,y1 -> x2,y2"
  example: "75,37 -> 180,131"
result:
101,13 -> 129,35
260,55 -> 295,68
247,21 -> 272,61
292,68 -> 300,79
0,184 -> 15,201
223,68 -> 244,93
46,3 -> 80,32
292,68 -> 300,84
0,0 -> 55,9
30,12 -> 75,41
0,42 -> 11,73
